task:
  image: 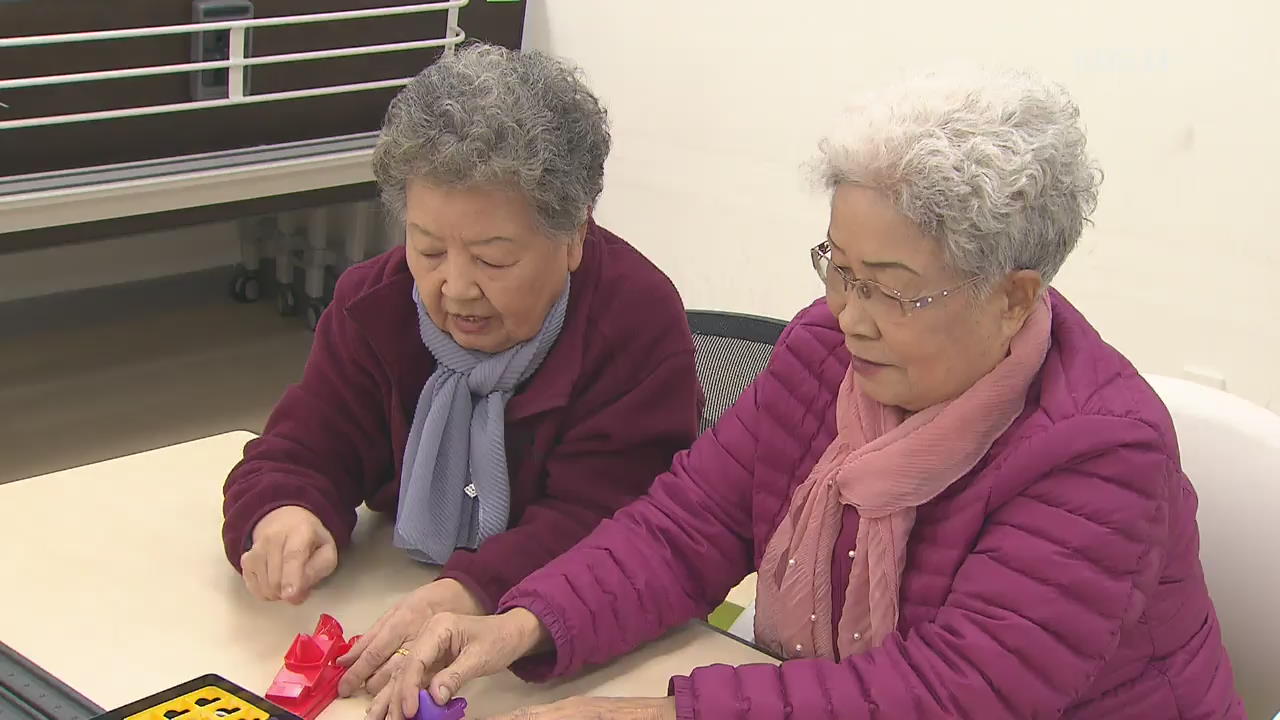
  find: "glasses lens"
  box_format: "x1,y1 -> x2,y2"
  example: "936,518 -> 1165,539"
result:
874,285 -> 911,317
814,252 -> 830,280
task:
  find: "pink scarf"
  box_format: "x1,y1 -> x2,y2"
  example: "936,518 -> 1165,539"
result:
755,297 -> 1052,660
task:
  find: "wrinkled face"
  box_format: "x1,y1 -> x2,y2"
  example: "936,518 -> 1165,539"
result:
825,185 -> 1030,411
404,180 -> 584,353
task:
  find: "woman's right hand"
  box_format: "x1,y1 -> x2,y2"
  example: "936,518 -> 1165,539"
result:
365,609 -> 551,720
240,505 -> 338,604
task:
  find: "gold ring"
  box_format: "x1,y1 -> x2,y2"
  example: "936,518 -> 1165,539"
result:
394,647 -> 411,657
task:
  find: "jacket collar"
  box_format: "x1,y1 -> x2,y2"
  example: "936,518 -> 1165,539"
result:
343,222 -> 603,422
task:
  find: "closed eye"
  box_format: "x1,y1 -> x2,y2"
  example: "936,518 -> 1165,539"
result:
478,258 -> 513,269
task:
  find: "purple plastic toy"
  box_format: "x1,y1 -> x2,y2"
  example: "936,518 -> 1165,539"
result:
414,689 -> 467,720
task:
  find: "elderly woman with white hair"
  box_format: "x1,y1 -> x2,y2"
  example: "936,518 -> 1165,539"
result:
220,43 -> 703,698
371,69 -> 1245,719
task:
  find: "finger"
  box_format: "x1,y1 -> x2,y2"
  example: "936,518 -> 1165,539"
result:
261,534 -> 286,601
244,567 -> 264,600
365,654 -> 401,696
339,612 -> 391,668
387,676 -> 408,720
398,613 -> 475,715
382,651 -> 450,702
240,550 -> 267,600
427,646 -> 487,706
395,643 -> 438,718
292,540 -> 338,604
341,624 -> 406,697
364,680 -> 396,720
278,532 -> 316,603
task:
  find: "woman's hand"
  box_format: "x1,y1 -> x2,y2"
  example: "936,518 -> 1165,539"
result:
240,506 -> 337,604
487,697 -> 677,720
364,608 -> 551,720
337,579 -> 487,697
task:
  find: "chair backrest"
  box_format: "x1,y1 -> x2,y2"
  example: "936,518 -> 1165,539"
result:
1144,374 -> 1280,719
687,310 -> 789,434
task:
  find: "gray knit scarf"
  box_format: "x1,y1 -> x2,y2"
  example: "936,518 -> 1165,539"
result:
394,279 -> 570,564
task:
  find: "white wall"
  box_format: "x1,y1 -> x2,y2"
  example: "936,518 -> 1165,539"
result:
524,0 -> 1280,411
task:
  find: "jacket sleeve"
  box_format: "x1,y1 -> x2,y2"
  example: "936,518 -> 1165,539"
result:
221,268 -> 392,569
439,332 -> 703,611
494,319 -> 814,680
670,414 -> 1172,720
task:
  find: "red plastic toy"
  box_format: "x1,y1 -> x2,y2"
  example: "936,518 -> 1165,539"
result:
265,614 -> 360,720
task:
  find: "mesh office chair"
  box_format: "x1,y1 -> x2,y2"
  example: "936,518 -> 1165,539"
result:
686,310 -> 789,434
687,309 -> 788,638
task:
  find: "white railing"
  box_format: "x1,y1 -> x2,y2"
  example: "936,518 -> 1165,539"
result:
0,0 -> 468,130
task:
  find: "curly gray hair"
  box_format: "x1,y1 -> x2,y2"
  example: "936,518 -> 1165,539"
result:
373,43 -> 610,236
815,68 -> 1102,286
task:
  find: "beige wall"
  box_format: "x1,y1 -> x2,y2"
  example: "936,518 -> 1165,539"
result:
5,1 -> 1274,409
524,0 -> 1280,410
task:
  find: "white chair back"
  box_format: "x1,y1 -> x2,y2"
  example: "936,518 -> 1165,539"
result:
1145,374 -> 1280,719
730,376 -> 1279,716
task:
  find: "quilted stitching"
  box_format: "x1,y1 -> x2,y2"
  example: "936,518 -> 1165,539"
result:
499,292 -> 1242,720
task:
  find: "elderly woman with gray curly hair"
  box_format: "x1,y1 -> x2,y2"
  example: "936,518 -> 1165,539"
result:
373,69 -> 1245,719
220,43 -> 704,697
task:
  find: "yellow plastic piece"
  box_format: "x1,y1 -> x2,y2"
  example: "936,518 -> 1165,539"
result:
125,686 -> 272,720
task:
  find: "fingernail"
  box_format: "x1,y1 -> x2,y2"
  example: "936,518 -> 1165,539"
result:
436,687 -> 452,703
283,584 -> 296,597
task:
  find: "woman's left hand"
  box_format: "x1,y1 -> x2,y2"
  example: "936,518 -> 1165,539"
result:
337,579 -> 485,697
485,697 -> 677,720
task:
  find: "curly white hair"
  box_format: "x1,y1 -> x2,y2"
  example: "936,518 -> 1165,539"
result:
815,68 -> 1103,286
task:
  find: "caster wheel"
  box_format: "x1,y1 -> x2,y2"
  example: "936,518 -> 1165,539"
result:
277,286 -> 299,317
230,269 -> 260,303
305,301 -> 327,331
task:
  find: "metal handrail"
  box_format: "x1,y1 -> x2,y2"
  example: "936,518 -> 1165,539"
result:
0,0 -> 468,130
0,1 -> 466,46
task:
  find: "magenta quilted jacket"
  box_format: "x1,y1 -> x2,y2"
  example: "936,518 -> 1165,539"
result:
500,291 -> 1244,719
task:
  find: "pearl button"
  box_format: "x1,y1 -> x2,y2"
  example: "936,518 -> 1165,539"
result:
853,632 -> 862,641
810,614 -> 817,622
795,644 -> 804,653
848,550 -> 857,559
788,558 -> 796,566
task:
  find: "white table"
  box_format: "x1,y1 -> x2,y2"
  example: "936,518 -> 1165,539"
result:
0,432 -> 773,718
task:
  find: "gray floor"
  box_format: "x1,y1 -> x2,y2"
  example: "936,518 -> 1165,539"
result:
0,270 -> 314,484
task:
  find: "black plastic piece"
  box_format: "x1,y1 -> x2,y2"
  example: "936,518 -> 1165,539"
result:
0,641 -> 101,720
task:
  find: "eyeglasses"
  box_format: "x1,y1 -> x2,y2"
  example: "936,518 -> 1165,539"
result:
810,240 -> 979,318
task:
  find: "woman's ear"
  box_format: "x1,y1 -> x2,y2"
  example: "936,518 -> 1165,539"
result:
567,222 -> 587,272
1001,270 -> 1045,333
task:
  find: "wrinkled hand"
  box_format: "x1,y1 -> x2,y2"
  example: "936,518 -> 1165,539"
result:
364,609 -> 550,720
240,506 -> 337,604
337,579 -> 486,698
487,697 -> 677,720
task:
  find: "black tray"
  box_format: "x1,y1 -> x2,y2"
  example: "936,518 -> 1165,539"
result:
0,641 -> 101,720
